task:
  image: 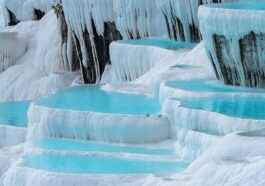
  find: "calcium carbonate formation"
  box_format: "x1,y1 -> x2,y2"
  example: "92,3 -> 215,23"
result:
3,0 -> 53,23
27,104 -> 170,143
1,1 -> 265,186
199,2 -> 265,87
0,32 -> 26,72
110,41 -> 180,81
61,0 -> 239,83
0,0 -> 238,84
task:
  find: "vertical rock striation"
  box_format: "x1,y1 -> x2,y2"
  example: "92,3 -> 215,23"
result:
0,32 -> 26,72
61,0 -> 236,83
1,0 -> 239,84
199,2 -> 265,87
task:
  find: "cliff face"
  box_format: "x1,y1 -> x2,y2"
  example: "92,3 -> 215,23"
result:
58,15 -> 122,83
72,20 -> 122,84
1,0 -> 239,84
199,3 -> 265,87
212,32 -> 265,87
60,0 -> 237,83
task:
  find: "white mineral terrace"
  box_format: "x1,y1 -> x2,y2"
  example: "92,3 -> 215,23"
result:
0,125 -> 27,147
0,32 -> 26,72
1,1 -> 265,186
198,2 -> 265,86
110,40 -> 194,82
159,80 -> 265,102
27,104 -> 170,143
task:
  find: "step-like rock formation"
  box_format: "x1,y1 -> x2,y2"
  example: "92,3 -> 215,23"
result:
199,2 -> 265,87
0,0 -> 238,84
61,0 -> 238,83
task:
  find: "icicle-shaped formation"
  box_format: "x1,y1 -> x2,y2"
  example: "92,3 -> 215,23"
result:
60,0 -> 168,83
0,32 -> 26,72
156,0 -> 201,42
61,0 -> 238,83
113,0 -> 166,39
62,0 -> 122,83
199,2 -> 265,87
110,41 -> 171,81
156,0 -> 239,42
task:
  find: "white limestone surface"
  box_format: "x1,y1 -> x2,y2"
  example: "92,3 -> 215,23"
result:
27,104 -> 170,144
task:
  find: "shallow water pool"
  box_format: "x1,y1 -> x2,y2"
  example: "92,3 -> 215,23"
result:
178,97 -> 265,120
0,101 -> 31,127
119,39 -> 196,50
35,138 -> 175,156
165,80 -> 265,93
36,85 -> 161,115
24,154 -> 187,174
208,2 -> 265,10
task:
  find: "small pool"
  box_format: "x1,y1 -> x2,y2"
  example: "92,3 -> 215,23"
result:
208,2 -> 265,11
165,80 -> 265,93
34,138 -> 175,156
24,154 -> 188,174
0,101 -> 31,127
36,85 -> 161,115
178,97 -> 265,120
119,39 -> 196,50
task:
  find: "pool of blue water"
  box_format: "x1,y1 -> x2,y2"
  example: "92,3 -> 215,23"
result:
24,154 -> 188,174
208,2 -> 265,10
36,85 -> 160,115
178,97 -> 265,120
165,80 -> 265,93
35,138 -> 175,156
0,101 -> 31,127
119,39 -> 196,50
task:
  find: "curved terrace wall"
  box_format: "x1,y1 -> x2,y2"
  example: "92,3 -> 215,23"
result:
27,104 -> 170,143
26,85 -> 170,144
162,96 -> 265,161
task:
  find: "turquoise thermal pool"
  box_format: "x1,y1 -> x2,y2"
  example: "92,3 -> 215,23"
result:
24,154 -> 188,174
0,101 -> 31,127
207,2 -> 265,10
34,138 -> 175,156
36,85 -> 161,115
165,80 -> 265,93
178,97 -> 265,120
119,39 -> 196,50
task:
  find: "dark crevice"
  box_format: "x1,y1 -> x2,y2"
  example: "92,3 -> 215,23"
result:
34,9 -> 45,20
213,34 -> 241,86
189,24 -> 201,43
75,17 -> 122,83
7,8 -> 20,26
239,32 -> 265,87
161,2 -> 199,42
58,11 -> 80,73
212,32 -> 265,87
